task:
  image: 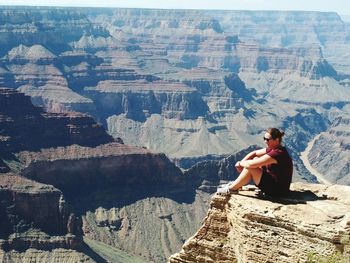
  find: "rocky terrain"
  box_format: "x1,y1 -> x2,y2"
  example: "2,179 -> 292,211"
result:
11,142 -> 212,263
0,174 -> 92,263
0,6 -> 349,183
0,88 -> 113,155
170,182 -> 350,262
307,116 -> 350,185
0,6 -> 350,263
0,88 -> 229,262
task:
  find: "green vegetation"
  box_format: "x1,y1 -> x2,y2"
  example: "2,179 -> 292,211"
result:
4,158 -> 24,174
306,251 -> 350,263
83,237 -> 149,263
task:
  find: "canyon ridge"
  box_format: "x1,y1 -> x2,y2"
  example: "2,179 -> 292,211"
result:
0,6 -> 350,263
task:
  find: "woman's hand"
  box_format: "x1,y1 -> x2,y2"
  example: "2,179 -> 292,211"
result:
235,161 -> 243,173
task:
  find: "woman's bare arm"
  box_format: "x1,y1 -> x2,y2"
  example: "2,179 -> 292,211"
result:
240,154 -> 277,169
242,148 -> 267,161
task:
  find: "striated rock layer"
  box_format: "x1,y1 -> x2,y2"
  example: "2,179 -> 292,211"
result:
308,116 -> 350,184
0,7 -> 349,183
12,143 -> 212,262
169,182 -> 350,263
0,174 -> 91,262
0,174 -> 69,237
0,87 -> 215,262
0,87 -> 113,155
16,143 -> 183,195
0,249 -> 94,263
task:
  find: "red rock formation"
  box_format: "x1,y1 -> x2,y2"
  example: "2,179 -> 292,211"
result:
0,86 -> 200,262
0,174 -> 68,235
0,174 -> 84,253
17,143 -> 183,191
0,88 -> 113,155
308,116 -> 350,184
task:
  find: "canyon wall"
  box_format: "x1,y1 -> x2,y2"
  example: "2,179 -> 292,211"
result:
0,88 -> 218,262
0,6 -> 350,262
0,174 -> 91,262
170,183 -> 350,263
308,116 -> 350,184
1,6 -> 347,181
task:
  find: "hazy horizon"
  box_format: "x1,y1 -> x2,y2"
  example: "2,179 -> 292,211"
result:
0,0 -> 349,16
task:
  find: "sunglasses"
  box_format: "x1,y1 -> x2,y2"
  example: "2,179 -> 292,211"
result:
263,137 -> 272,141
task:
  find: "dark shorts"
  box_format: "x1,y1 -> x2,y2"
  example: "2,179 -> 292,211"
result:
257,170 -> 280,196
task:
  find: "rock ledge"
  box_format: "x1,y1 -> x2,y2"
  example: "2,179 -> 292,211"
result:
169,182 -> 350,263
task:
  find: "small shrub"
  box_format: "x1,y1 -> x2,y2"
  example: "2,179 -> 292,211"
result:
306,251 -> 350,263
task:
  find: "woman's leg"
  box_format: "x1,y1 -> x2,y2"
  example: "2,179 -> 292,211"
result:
229,167 -> 263,191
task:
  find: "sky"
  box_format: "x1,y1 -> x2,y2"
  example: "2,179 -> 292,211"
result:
0,0 -> 349,15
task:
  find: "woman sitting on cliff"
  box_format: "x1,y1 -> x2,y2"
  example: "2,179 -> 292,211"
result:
218,128 -> 293,196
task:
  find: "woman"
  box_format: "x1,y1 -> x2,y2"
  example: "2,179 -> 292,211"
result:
218,128 -> 293,196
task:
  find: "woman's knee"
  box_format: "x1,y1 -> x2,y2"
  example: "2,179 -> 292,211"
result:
249,168 -> 263,184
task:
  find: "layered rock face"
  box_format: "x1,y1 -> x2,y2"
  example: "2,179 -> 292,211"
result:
2,143 -> 210,262
209,11 -> 350,75
0,7 -> 349,180
0,7 -> 100,113
307,116 -> 350,184
0,7 -> 350,261
86,80 -> 209,122
0,87 -> 113,154
0,174 -> 90,262
0,174 -> 67,237
12,143 -> 209,262
0,88 -> 217,262
16,143 -> 183,197
170,183 -> 350,263
0,88 -> 111,261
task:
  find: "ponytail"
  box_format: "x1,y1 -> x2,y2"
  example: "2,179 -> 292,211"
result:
267,128 -> 285,142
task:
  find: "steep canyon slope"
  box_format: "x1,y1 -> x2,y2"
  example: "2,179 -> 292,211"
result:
0,88 -> 221,262
0,89 -> 349,263
1,88 -> 267,262
0,7 -> 350,262
170,183 -> 350,263
1,6 -> 349,182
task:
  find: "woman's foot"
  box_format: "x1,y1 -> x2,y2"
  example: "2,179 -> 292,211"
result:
216,184 -> 239,195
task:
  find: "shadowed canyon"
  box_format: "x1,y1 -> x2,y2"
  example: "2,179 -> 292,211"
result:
0,6 -> 350,262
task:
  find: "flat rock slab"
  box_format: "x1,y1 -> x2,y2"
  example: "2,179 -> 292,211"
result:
169,182 -> 350,263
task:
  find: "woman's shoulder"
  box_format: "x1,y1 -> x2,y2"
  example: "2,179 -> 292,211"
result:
267,146 -> 287,155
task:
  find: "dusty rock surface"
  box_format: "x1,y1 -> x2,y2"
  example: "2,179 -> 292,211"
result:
0,174 -> 90,262
0,174 -> 68,235
12,143 -> 212,262
308,116 -> 350,184
0,248 -> 94,263
0,87 -> 213,262
169,182 -> 350,263
0,87 -> 113,155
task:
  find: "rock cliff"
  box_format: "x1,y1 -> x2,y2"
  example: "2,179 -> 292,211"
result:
0,174 -> 68,236
9,142 -> 209,262
0,88 -> 218,262
1,7 -> 349,183
0,88 -> 184,261
16,143 -> 184,198
85,80 -> 209,122
0,6 -> 350,262
2,143 -> 208,263
0,87 -> 113,155
0,174 -> 91,262
169,182 -> 350,263
308,116 -> 350,184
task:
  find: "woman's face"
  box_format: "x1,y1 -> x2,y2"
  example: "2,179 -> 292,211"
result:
263,132 -> 279,148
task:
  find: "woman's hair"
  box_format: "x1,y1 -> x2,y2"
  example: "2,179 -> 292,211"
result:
267,128 -> 285,142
